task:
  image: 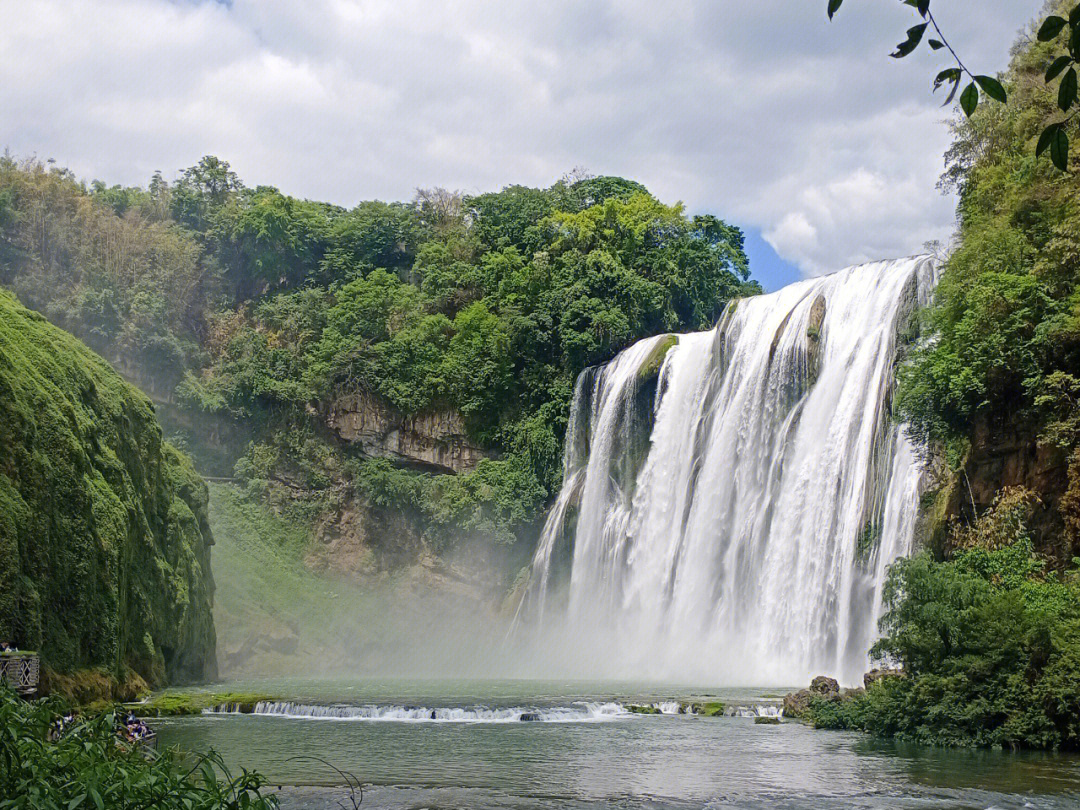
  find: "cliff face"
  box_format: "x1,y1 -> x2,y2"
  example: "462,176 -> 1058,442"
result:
323,390 -> 494,473
0,290 -> 216,687
947,417 -> 1074,558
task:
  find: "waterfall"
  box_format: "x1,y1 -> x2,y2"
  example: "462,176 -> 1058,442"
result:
517,257 -> 938,686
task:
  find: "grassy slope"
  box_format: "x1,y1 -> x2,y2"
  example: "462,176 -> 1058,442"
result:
0,289 -> 215,686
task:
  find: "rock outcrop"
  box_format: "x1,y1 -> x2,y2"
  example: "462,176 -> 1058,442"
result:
783,674 -> 841,718
924,414 -> 1073,558
323,390 -> 494,473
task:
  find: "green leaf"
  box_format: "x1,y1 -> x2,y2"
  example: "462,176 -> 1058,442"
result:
960,82 -> 979,116
827,0 -> 843,19
1051,127 -> 1070,171
1037,124 -> 1062,157
1038,16 -> 1067,41
902,0 -> 930,15
1059,67 -> 1077,112
67,796 -> 87,810
934,67 -> 961,90
943,78 -> 961,106
1047,56 -> 1072,82
975,75 -> 1007,103
928,39 -> 945,50
1071,4 -> 1080,26
88,788 -> 103,810
892,22 -> 928,58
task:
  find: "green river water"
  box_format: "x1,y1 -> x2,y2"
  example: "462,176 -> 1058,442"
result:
154,678 -> 1080,810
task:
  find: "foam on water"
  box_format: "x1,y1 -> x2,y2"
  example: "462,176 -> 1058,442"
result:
203,700 -> 785,722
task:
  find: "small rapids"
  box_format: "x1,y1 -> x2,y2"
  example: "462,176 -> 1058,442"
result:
203,700 -> 784,723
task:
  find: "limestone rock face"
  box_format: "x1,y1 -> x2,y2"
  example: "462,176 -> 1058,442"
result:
806,293 -> 826,385
323,390 -> 494,473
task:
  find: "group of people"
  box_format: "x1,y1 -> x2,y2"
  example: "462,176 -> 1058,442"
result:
121,712 -> 154,743
0,641 -> 18,653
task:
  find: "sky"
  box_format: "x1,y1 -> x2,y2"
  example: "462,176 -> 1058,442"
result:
0,1 -> 1040,290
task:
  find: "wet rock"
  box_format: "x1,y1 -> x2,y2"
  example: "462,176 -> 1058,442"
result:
685,701 -> 725,717
754,716 -> 781,725
806,293 -> 826,385
784,675 -> 840,720
518,712 -> 542,722
782,689 -> 812,719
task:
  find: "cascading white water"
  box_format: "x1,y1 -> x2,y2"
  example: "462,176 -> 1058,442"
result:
517,257 -> 938,686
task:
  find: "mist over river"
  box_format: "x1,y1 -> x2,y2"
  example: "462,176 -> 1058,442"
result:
154,678 -> 1080,810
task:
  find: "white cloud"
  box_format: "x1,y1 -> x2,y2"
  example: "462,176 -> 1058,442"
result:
0,0 -> 1038,276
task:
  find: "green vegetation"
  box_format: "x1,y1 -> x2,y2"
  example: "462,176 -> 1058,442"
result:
800,13 -> 1080,749
802,490 -> 1080,749
207,481 -> 386,676
894,0 -> 1080,558
0,687 -> 277,810
828,2 -> 1080,172
0,289 -> 214,689
637,334 -> 678,381
687,701 -> 725,717
131,691 -> 274,717
0,157 -> 756,558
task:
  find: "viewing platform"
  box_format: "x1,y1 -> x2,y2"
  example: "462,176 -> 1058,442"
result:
0,650 -> 40,696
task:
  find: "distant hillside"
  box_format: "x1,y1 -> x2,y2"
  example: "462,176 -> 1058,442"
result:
0,289 -> 215,692
0,157 -> 756,589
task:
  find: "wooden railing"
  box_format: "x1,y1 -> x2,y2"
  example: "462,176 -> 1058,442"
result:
0,651 -> 40,695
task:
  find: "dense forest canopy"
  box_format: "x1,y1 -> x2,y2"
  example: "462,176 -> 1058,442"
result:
0,156 -> 757,552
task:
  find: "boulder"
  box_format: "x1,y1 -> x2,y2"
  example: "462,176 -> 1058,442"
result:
810,675 -> 839,696
784,675 -> 840,720
782,689 -> 812,719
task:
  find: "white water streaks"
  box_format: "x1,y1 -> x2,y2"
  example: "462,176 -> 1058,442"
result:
203,700 -> 782,722
208,701 -> 627,723
519,257 -> 938,686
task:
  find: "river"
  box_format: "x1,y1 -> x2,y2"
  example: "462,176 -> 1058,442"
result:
154,677 -> 1080,809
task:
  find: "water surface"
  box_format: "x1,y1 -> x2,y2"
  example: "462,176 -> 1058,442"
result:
154,678 -> 1080,809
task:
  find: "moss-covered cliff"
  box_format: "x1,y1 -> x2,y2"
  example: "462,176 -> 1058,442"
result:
0,289 -> 216,688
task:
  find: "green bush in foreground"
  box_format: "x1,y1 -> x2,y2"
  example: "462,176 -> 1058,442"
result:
0,687 -> 277,810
